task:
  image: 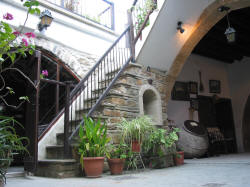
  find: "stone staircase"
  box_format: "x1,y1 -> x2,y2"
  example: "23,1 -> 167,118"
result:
36,61 -> 168,178
36,131 -> 81,178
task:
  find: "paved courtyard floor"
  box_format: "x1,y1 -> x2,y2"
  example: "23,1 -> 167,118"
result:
6,153 -> 250,187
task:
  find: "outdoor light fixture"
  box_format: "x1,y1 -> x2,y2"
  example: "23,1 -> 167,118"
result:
38,9 -> 53,32
177,21 -> 185,34
218,6 -> 236,43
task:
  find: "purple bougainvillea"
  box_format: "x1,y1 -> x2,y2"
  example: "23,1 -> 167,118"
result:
3,13 -> 13,20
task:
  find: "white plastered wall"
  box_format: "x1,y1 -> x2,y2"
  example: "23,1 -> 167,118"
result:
136,0 -> 215,71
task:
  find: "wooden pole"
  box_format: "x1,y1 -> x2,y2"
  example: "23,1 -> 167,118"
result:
56,63 -> 60,114
64,81 -> 71,158
127,10 -> 135,62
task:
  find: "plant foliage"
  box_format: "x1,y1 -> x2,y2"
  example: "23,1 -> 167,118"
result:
108,142 -> 129,159
0,116 -> 29,184
118,115 -> 155,144
143,127 -> 180,157
133,0 -> 157,34
78,116 -> 111,168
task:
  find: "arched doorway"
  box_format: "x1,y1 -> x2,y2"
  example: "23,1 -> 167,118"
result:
243,95 -> 250,152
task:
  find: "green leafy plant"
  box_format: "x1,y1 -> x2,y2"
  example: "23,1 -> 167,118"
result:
78,116 -> 111,169
0,116 -> 29,184
0,0 -> 40,109
126,150 -> 138,170
118,115 -> 155,144
108,142 -> 129,159
133,0 -> 157,34
143,127 -> 180,157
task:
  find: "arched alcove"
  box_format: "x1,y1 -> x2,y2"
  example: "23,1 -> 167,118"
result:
242,95 -> 250,152
139,85 -> 162,125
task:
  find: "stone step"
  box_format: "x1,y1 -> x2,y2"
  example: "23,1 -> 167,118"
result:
56,132 -> 79,145
73,111 -> 111,122
46,145 -> 73,159
105,68 -> 120,77
6,171 -> 25,178
36,159 -> 81,178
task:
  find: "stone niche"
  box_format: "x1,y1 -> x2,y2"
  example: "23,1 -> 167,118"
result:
139,84 -> 163,125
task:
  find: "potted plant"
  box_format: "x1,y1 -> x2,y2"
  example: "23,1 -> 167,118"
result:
118,116 -> 154,153
107,143 -> 129,175
78,116 -> 111,178
132,0 -> 157,36
143,127 -> 179,168
0,116 -> 29,186
174,149 -> 184,166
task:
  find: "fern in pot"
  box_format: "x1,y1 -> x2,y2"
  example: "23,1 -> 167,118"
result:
118,115 -> 154,153
78,116 -> 111,178
0,116 -> 29,185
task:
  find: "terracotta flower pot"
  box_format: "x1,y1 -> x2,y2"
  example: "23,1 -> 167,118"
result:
132,141 -> 141,152
0,179 -> 4,187
174,151 -> 184,166
82,157 -> 104,177
108,158 -> 125,175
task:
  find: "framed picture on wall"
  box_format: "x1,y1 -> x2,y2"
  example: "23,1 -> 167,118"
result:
190,99 -> 199,110
209,80 -> 221,93
171,81 -> 190,101
188,81 -> 198,94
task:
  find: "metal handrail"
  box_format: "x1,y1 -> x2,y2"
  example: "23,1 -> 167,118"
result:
44,0 -> 115,30
39,0 -> 157,158
70,26 -> 131,98
66,25 -> 133,149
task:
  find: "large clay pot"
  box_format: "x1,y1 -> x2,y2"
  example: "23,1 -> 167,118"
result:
108,158 -> 125,175
82,157 -> 104,178
174,151 -> 184,166
177,120 -> 208,158
132,141 -> 141,152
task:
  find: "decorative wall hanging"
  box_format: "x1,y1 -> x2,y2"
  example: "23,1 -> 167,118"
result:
209,80 -> 221,93
189,81 -> 198,94
171,81 -> 190,101
190,99 -> 199,110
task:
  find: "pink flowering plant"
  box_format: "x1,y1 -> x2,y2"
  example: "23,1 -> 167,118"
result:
0,1 -> 41,184
40,69 -> 49,79
0,1 -> 40,63
0,0 -> 40,108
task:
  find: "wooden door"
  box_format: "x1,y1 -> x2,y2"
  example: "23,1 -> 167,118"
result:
198,96 -> 217,127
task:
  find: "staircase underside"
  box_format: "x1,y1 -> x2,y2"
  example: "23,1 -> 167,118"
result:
37,62 -> 169,178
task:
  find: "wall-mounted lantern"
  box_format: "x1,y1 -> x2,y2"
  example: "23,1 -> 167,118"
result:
38,10 -> 53,32
218,6 -> 236,43
177,21 -> 185,34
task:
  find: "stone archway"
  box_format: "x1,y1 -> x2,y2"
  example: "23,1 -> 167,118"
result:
139,85 -> 163,125
242,95 -> 250,152
165,0 -> 250,102
35,38 -> 98,80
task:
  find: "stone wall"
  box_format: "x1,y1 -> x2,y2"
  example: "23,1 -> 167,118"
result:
90,63 -> 169,143
35,37 -> 98,79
